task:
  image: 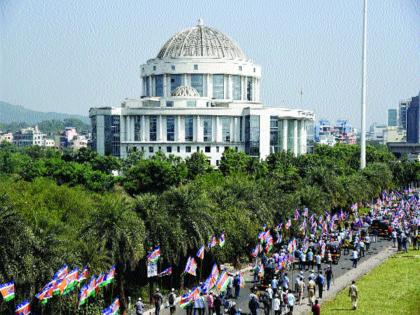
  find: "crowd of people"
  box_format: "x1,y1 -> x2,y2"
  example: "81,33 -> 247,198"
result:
134,189 -> 419,315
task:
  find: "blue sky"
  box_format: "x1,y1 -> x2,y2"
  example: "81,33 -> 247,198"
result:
1,0 -> 419,127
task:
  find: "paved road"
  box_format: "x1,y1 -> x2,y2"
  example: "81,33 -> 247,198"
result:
139,236 -> 391,315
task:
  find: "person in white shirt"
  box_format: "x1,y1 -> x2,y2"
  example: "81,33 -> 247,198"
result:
352,249 -> 359,268
272,294 -> 281,315
287,291 -> 296,314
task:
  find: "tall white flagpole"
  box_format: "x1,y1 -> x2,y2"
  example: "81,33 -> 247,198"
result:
360,0 -> 368,169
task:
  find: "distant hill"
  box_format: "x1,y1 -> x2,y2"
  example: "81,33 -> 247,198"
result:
0,101 -> 90,124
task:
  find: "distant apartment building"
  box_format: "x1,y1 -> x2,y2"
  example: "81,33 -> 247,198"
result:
0,132 -> 13,143
55,127 -> 88,150
314,119 -> 357,146
13,126 -> 55,147
387,109 -> 398,127
406,95 -> 420,143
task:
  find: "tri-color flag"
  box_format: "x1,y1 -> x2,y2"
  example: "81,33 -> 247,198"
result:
219,232 -> 225,247
250,244 -> 260,258
15,300 -> 30,315
184,257 -> 198,276
102,298 -> 120,315
158,267 -> 173,277
208,235 -> 218,249
196,245 -> 205,260
147,247 -> 161,264
0,282 -> 15,302
63,268 -> 79,295
53,265 -> 69,280
103,266 -> 116,286
79,266 -> 89,282
78,285 -> 89,306
87,276 -> 97,298
285,218 -> 292,230
201,263 -> 219,293
215,271 -> 230,292
265,234 -> 273,253
179,288 -> 199,309
294,209 -> 300,221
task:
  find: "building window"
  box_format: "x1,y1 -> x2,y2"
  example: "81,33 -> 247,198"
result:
205,146 -> 211,153
216,146 -> 219,153
212,74 -> 224,99
247,77 -> 253,101
239,65 -> 242,71
155,75 -> 164,96
145,77 -> 150,96
171,65 -> 176,70
194,64 -> 198,70
185,116 -> 194,141
166,101 -> 174,107
153,66 -> 156,71
186,146 -> 191,153
235,147 -> 238,152
196,146 -> 200,152
158,146 -> 161,151
167,146 -> 172,153
253,67 -> 256,72
270,117 -> 284,153
216,160 -> 220,166
166,116 -> 175,141
287,120 -> 294,152
134,116 -> 142,141
245,115 -> 260,156
187,101 -> 196,108
177,146 -> 180,153
149,146 -> 154,153
203,116 -> 212,142
191,74 -> 204,96
221,117 -> 231,142
149,116 -> 157,141
232,75 -> 241,100
224,146 -> 229,151
170,74 -> 182,93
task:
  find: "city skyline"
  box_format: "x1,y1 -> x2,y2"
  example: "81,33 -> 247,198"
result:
1,0 -> 419,127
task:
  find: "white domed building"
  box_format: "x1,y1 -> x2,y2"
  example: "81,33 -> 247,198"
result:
90,20 -> 314,165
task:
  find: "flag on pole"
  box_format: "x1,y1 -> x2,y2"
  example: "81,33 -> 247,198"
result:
158,267 -> 173,277
147,247 -> 161,264
219,232 -> 225,247
96,273 -> 106,288
250,244 -> 260,258
184,257 -> 198,276
294,209 -> 300,221
196,245 -> 205,260
87,276 -> 97,298
79,266 -> 89,282
53,265 -> 68,280
285,218 -> 292,230
15,300 -> 30,315
303,208 -> 309,217
208,235 -> 218,248
215,271 -> 230,292
201,264 -> 219,293
102,298 -> 120,315
35,282 -> 54,303
78,285 -> 89,306
63,268 -> 79,295
103,266 -> 116,286
265,235 -> 273,253
0,282 -> 15,302
179,288 -> 199,309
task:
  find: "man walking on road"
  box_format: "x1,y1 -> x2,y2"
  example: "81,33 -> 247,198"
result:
316,271 -> 325,299
348,280 -> 359,310
351,249 -> 358,268
168,289 -> 177,315
153,288 -> 163,315
308,277 -> 316,306
311,299 -> 320,315
325,266 -> 333,290
135,297 -> 144,315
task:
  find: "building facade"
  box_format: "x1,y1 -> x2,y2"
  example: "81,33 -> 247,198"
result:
387,109 -> 398,127
399,99 -> 410,130
406,94 -> 420,143
314,119 -> 357,146
13,126 -> 55,147
90,20 -> 314,165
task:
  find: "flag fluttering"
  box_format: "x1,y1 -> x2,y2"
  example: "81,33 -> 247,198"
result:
158,267 -> 173,277
215,271 -> 230,292
196,245 -> 205,260
147,247 -> 161,264
102,298 -> 120,315
15,300 -> 30,315
0,282 -> 15,302
184,257 -> 198,276
208,235 -> 218,248
219,232 -> 225,247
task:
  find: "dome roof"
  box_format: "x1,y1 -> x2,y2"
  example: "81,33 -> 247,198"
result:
157,19 -> 246,60
171,85 -> 200,97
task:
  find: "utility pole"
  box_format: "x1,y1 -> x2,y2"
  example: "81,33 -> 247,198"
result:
360,0 -> 368,169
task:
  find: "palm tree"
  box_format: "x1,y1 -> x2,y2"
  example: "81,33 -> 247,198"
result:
81,196 -> 145,311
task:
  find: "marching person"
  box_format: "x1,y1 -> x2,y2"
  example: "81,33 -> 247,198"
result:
348,280 -> 359,310
135,297 -> 144,315
233,273 -> 241,299
325,266 -> 333,291
153,288 -> 164,315
351,249 -> 358,268
248,293 -> 259,315
287,290 -> 296,315
297,276 -> 306,305
316,271 -> 325,299
214,294 -> 223,315
207,292 -> 214,315
307,277 -> 316,307
272,294 -> 281,315
311,299 -> 320,315
168,288 -> 177,315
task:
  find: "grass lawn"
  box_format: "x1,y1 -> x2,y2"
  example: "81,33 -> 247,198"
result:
320,249 -> 420,315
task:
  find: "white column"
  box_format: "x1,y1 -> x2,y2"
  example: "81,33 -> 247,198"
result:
148,76 -> 152,97
241,76 -> 246,100
176,116 -> 181,141
131,116 -> 135,141
126,116 -> 131,141
228,75 -> 233,100
282,119 -> 288,152
158,116 -> 163,141
120,115 -> 126,142
293,120 -> 298,156
141,116 -> 146,141
216,117 -> 222,142
196,116 -> 202,142
207,74 -> 212,98
300,120 -> 307,154
163,74 -> 168,97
